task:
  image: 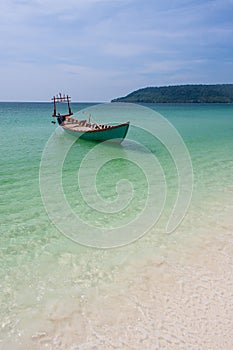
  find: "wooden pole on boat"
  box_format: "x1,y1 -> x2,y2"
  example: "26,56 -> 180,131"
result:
67,95 -> 72,116
53,96 -> 56,117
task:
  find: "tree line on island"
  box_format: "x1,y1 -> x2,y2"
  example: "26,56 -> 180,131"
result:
111,84 -> 233,103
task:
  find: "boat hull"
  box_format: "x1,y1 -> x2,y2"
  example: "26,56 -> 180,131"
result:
62,122 -> 129,143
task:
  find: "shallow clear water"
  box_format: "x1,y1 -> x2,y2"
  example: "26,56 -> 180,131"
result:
0,102 -> 233,349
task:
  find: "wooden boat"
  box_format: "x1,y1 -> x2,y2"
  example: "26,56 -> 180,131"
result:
52,94 -> 129,143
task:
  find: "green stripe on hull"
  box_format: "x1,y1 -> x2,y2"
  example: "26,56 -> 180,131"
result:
63,123 -> 129,143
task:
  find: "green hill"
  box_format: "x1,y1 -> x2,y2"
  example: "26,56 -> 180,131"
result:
111,84 -> 233,103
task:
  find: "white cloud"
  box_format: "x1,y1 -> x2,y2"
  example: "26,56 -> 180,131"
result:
102,42 -> 149,58
141,60 -> 199,74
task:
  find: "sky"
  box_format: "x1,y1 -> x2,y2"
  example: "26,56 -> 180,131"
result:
0,0 -> 233,102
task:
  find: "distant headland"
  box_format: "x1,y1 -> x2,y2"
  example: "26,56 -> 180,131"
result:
111,84 -> 233,103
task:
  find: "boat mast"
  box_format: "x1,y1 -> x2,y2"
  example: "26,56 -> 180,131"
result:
67,94 -> 72,116
53,96 -> 56,117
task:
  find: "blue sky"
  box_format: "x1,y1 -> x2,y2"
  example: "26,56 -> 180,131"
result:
0,0 -> 233,101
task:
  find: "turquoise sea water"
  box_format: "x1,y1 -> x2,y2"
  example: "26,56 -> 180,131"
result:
0,102 -> 233,348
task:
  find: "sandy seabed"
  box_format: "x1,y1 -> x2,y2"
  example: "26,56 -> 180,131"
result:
3,220 -> 232,350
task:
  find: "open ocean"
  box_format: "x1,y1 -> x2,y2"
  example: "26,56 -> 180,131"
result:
1,102 -> 233,349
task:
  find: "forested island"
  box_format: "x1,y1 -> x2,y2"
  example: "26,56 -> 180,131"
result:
112,84 -> 233,103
